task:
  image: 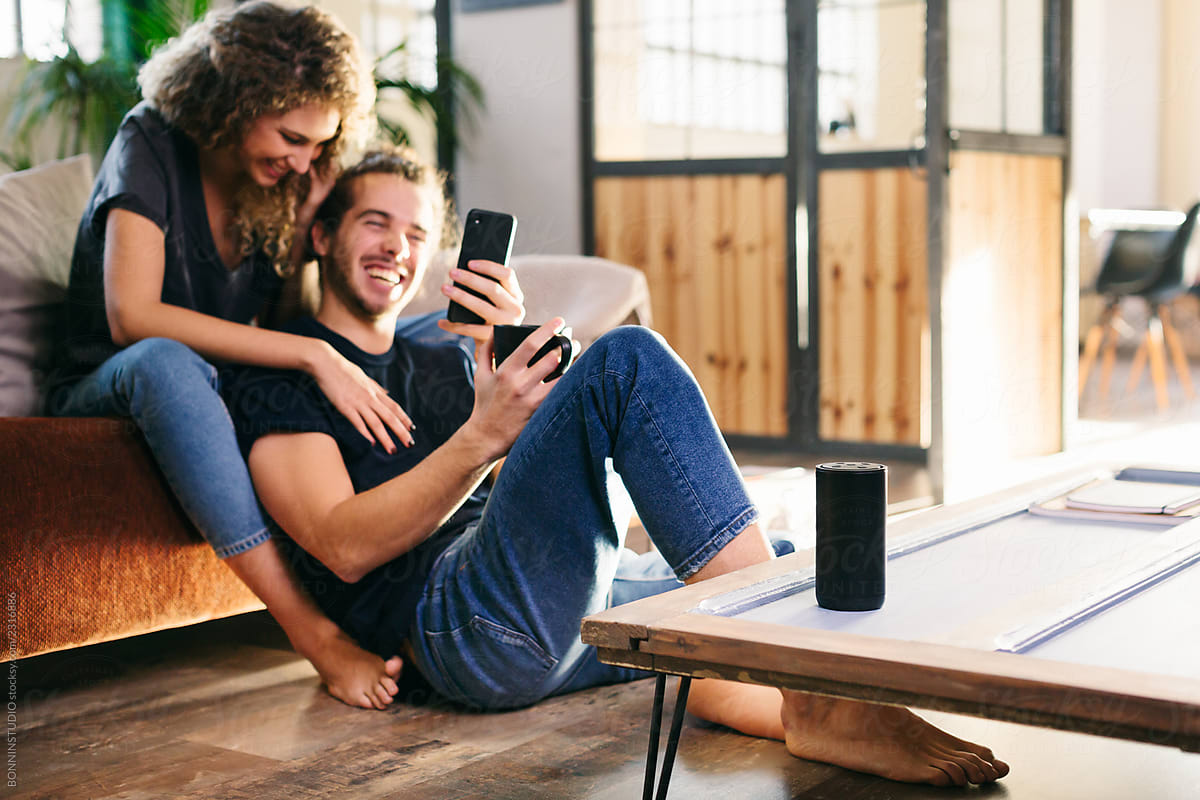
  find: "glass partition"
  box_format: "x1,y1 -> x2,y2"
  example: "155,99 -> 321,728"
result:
817,0 -> 926,153
593,0 -> 787,161
949,0 -> 1046,134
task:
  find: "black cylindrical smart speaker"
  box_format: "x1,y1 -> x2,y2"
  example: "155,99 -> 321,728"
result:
815,462 -> 887,611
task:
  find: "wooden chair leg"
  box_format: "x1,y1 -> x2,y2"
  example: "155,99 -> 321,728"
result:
1078,321 -> 1106,398
1125,339 -> 1148,394
1146,316 -> 1170,411
1098,314 -> 1121,402
1159,304 -> 1196,400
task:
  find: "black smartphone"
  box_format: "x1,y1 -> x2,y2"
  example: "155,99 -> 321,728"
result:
447,208 -> 518,325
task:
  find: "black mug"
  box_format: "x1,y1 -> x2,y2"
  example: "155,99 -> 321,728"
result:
493,324 -> 576,380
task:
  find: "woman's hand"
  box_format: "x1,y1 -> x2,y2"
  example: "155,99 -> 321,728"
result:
299,161 -> 338,221
437,259 -> 526,344
309,340 -> 415,452
289,163 -> 339,274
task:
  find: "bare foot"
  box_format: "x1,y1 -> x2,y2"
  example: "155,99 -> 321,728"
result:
297,623 -> 403,710
780,691 -> 1009,786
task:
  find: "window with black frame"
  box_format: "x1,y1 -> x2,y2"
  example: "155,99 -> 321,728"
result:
592,0 -> 787,162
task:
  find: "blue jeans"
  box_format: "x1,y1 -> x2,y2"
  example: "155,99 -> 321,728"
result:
407,327 -> 759,709
48,338 -> 270,558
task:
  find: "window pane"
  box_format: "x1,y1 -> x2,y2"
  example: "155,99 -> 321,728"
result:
818,0 -> 926,153
949,0 -> 1046,134
594,0 -> 787,161
948,0 -> 1003,130
1,0 -> 17,59
1005,0 -> 1044,134
370,0 -> 441,161
19,0 -> 68,60
66,0 -> 101,62
16,0 -> 100,61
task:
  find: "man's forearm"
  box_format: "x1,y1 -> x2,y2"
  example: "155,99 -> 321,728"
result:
320,425 -> 497,582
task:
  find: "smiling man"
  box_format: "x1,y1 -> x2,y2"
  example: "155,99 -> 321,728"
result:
224,147 -> 1009,788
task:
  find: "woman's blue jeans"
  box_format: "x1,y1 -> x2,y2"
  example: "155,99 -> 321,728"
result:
407,327 -> 759,709
48,338 -> 270,558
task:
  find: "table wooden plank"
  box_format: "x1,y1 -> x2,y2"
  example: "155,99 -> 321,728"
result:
637,612 -> 1200,750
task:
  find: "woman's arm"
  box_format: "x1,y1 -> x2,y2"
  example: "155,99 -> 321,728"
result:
103,208 -> 413,449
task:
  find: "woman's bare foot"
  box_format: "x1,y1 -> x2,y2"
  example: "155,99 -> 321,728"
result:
297,622 -> 403,710
780,690 -> 1009,786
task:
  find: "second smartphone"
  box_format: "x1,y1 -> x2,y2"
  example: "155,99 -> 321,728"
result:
447,208 -> 518,325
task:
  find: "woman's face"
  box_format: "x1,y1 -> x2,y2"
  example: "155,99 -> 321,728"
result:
238,104 -> 341,187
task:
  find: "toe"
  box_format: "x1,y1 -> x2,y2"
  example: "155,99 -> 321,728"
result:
924,765 -> 953,787
953,751 -> 990,784
931,758 -> 968,787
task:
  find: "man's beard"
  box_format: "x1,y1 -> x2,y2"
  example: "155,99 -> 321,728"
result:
322,241 -> 394,322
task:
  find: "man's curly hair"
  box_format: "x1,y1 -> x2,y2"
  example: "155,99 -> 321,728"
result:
138,1 -> 376,273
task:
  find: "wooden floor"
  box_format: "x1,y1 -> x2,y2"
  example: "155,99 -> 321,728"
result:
12,605 -> 1200,799
11,357 -> 1200,799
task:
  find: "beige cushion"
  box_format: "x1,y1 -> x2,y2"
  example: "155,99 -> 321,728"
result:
510,254 -> 653,349
403,251 -> 653,350
0,155 -> 94,415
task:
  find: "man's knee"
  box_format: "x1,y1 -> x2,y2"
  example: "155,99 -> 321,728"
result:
591,325 -> 686,376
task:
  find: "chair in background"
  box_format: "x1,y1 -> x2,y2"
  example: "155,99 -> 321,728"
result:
1078,201 -> 1200,410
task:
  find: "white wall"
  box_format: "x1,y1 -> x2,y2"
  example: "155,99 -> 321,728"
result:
452,0 -> 581,255
1071,0 -> 1162,212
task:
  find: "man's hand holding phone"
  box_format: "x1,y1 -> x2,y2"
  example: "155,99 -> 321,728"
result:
437,258 -> 525,342
439,208 -> 524,342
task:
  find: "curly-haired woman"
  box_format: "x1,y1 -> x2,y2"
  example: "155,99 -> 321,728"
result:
47,1 -> 407,710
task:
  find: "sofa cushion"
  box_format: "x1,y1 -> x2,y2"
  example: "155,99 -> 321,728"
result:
0,154 -> 94,415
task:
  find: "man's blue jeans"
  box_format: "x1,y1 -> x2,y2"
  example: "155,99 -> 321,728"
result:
47,338 -> 270,558
407,327 -> 759,709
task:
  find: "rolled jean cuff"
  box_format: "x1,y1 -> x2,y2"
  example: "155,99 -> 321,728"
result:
672,505 -> 760,580
212,527 -> 272,560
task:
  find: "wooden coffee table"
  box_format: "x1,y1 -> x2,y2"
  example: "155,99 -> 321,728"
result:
582,467 -> 1200,797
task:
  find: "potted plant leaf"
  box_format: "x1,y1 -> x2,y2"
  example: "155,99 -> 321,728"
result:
4,2 -> 482,177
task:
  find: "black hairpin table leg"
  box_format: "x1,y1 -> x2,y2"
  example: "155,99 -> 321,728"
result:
642,675 -> 667,800
642,675 -> 693,800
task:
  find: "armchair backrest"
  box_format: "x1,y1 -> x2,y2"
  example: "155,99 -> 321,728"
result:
1096,200 -> 1200,300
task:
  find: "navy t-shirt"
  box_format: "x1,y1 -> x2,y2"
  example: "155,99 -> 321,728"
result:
50,102 -> 283,393
224,317 -> 484,655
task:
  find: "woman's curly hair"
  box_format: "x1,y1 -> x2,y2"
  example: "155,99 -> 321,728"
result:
139,1 -> 376,273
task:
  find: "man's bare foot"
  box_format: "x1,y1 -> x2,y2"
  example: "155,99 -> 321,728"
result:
780,691 -> 1009,786
297,623 -> 403,710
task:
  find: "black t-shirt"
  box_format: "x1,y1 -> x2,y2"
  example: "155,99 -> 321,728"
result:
50,102 -> 283,391
224,317 -> 484,654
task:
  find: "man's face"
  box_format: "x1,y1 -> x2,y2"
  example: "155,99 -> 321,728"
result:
313,172 -> 436,320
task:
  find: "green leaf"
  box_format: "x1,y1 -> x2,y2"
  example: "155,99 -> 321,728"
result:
372,39 -> 485,165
